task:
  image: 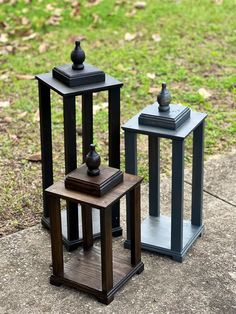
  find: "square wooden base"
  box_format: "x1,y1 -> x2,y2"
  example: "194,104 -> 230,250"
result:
124,215 -> 204,262
50,247 -> 144,304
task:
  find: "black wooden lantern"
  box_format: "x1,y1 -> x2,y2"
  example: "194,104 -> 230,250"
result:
122,83 -> 207,262
35,41 -> 123,251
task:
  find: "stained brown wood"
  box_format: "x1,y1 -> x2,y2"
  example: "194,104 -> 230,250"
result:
130,185 -> 141,266
63,247 -> 135,291
100,207 -> 113,292
81,205 -> 93,250
47,171 -> 144,304
65,164 -> 123,197
49,196 -> 64,276
46,173 -> 143,209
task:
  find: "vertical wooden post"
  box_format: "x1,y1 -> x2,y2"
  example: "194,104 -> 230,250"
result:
125,131 -> 137,242
100,207 -> 113,292
130,186 -> 141,266
63,96 -> 78,241
148,135 -> 160,217
171,140 -> 184,252
49,195 -> 64,276
192,121 -> 205,226
38,82 -> 53,219
82,205 -> 93,250
108,88 -> 121,232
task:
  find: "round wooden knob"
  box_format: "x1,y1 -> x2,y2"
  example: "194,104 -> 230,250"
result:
157,82 -> 171,112
85,144 -> 101,176
71,41 -> 85,70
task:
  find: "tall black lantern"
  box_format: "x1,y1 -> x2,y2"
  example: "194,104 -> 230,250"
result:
36,41 -> 123,250
122,83 -> 207,262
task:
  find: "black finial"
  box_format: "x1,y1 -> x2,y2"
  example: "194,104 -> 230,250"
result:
157,82 -> 171,112
85,144 -> 101,176
71,41 -> 86,70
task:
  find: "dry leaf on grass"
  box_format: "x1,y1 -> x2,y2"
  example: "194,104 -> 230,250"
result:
39,43 -> 49,53
125,9 -> 137,17
0,100 -> 10,108
149,87 -> 159,94
3,116 -> 13,123
17,111 -> 28,119
33,109 -> 40,122
198,88 -> 212,99
22,33 -> 37,41
86,0 -> 102,7
15,74 -> 34,80
0,33 -> 8,43
147,73 -> 156,79
124,32 -> 137,41
152,33 -> 161,42
134,1 -> 146,9
27,153 -> 41,162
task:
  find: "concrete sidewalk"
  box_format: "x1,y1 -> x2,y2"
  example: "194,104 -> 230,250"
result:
0,151 -> 235,314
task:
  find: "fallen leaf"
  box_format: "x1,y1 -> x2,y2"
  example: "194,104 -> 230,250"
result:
86,0 -> 102,7
149,87 -> 159,94
198,88 -> 212,99
33,109 -> 40,122
22,33 -> 37,41
3,116 -> 12,123
147,73 -> 156,79
54,8 -> 63,16
0,100 -> 10,108
18,111 -> 28,119
15,74 -> 34,80
214,0 -> 223,4
134,1 -> 146,9
39,43 -> 49,53
0,73 -> 9,80
46,3 -> 54,11
152,33 -> 161,42
0,33 -> 8,43
93,102 -> 108,114
21,17 -> 30,25
10,134 -> 18,141
27,153 -> 41,162
125,9 -> 137,17
47,15 -> 61,25
124,32 -> 137,41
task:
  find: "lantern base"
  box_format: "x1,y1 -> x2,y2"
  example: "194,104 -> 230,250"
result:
139,103 -> 190,130
52,62 -> 105,87
124,215 -> 204,262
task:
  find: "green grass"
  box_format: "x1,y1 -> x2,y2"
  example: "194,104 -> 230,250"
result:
0,0 -> 235,235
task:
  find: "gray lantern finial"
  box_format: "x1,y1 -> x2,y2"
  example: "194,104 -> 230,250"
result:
157,82 -> 171,112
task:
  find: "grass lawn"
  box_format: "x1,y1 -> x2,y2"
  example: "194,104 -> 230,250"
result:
0,0 -> 235,236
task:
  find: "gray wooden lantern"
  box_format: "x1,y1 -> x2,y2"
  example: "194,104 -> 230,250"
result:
122,83 -> 207,262
35,41 -> 123,251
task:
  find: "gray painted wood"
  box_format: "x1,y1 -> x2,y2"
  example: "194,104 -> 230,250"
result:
192,121 -> 205,226
122,111 -> 207,140
171,140 -> 184,252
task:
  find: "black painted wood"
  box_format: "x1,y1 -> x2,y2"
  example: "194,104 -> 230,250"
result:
82,93 -> 93,162
109,88 -> 121,234
35,73 -> 123,97
38,82 -> 53,219
148,135 -> 160,217
63,96 -> 79,241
